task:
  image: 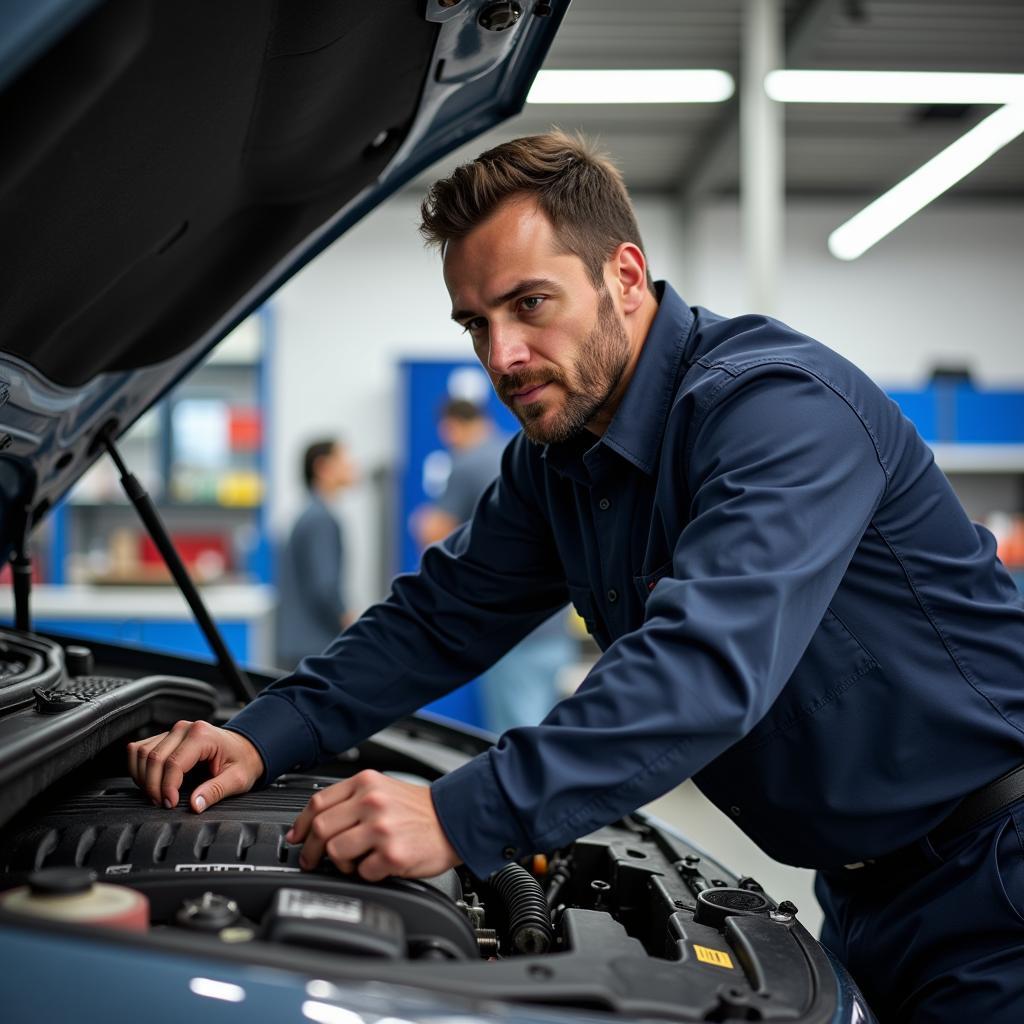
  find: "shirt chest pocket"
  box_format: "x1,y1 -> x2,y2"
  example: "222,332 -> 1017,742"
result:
731,607 -> 880,755
633,559 -> 674,604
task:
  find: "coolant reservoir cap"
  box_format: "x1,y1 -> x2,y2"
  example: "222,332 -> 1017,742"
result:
4,869 -> 149,931
29,867 -> 97,896
176,891 -> 241,931
694,887 -> 772,929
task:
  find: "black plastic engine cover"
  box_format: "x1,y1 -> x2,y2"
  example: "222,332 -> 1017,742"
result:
0,772 -> 477,959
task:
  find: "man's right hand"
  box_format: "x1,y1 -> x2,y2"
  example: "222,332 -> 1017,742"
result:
127,721 -> 264,813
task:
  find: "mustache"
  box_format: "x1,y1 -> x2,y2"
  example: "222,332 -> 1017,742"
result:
497,371 -> 562,401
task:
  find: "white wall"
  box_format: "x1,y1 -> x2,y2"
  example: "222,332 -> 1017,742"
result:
269,193 -> 1024,613
687,199 -> 1024,386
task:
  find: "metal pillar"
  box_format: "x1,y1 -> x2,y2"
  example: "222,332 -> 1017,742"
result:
741,0 -> 784,315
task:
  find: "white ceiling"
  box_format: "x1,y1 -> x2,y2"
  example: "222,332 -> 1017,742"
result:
414,0 -> 1024,198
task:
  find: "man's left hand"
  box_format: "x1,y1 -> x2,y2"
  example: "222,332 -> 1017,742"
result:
287,770 -> 461,881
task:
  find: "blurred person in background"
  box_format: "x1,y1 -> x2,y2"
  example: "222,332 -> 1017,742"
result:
411,398 -> 572,732
275,438 -> 358,669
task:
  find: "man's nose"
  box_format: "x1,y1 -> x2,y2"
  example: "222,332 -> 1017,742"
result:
487,322 -> 530,375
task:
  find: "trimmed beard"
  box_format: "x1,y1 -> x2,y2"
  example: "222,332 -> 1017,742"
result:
497,288 -> 630,445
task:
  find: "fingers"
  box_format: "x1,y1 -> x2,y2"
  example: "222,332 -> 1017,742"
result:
324,823 -> 375,875
127,732 -> 166,794
296,787 -> 362,871
126,721 -> 238,810
142,723 -> 193,806
287,778 -> 354,845
191,762 -> 252,815
149,722 -> 212,807
356,851 -> 393,884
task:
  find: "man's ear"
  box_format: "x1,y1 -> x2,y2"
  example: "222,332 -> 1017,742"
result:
608,242 -> 648,315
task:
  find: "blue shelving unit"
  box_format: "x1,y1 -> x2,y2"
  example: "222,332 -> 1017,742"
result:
23,308 -> 278,665
45,306 -> 275,589
888,381 -> 1024,591
887,381 -> 1024,445
397,359 -> 519,728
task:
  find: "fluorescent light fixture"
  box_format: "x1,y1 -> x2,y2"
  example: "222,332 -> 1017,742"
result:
527,69 -> 734,105
189,978 -> 246,1002
765,70 -> 1024,105
828,103 -> 1024,260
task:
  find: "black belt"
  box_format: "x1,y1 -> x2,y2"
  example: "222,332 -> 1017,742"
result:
839,763 -> 1024,876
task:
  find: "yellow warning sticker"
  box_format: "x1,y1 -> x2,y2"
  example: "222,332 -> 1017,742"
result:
693,945 -> 735,969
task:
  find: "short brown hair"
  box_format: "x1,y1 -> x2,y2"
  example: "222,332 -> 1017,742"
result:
419,129 -> 653,289
439,398 -> 486,423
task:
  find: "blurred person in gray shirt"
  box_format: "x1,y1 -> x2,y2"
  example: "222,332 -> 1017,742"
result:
412,399 -> 572,732
276,438 -> 358,669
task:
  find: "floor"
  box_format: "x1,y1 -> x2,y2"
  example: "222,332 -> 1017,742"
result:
643,781 -> 825,937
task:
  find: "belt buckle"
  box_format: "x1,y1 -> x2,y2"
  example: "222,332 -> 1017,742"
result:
841,859 -> 876,871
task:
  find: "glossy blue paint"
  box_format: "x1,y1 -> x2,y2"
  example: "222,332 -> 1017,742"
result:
1,921 -> 311,1023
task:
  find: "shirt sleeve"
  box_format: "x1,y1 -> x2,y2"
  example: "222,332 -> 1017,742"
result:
431,366 -> 888,877
225,437 -> 569,785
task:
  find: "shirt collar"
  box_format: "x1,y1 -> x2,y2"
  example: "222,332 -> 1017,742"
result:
544,281 -> 695,481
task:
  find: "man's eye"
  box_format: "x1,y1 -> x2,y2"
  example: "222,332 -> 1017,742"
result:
520,295 -> 544,312
463,318 -> 486,334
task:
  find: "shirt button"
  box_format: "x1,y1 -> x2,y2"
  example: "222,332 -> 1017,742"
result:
598,497 -> 610,510
502,846 -> 517,860
730,805 -> 741,818
607,589 -> 618,603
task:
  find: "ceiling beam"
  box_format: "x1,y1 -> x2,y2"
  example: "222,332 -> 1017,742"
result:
678,0 -> 845,200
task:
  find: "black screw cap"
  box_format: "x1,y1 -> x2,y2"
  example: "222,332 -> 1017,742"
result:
28,867 -> 96,896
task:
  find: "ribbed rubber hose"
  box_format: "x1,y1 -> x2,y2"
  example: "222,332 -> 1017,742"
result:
490,862 -> 555,954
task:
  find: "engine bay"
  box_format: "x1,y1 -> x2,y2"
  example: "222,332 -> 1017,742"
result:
0,630 -> 843,1022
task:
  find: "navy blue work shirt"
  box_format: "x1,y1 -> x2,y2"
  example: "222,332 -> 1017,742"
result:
228,282 -> 1024,878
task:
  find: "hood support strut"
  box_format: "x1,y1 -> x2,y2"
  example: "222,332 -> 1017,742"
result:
102,432 -> 258,703
11,545 -> 32,634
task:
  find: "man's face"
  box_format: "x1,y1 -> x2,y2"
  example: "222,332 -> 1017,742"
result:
318,445 -> 358,491
443,199 -> 631,445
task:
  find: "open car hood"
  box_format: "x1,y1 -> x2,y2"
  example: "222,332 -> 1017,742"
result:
0,0 -> 567,555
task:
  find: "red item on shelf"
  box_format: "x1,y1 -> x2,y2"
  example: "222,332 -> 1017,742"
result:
999,517 -> 1024,568
228,407 -> 262,451
139,533 -> 231,573
0,558 -> 46,586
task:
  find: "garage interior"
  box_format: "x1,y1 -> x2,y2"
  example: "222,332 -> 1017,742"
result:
11,0 -> 1024,939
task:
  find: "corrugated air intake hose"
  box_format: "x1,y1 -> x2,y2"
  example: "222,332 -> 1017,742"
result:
489,861 -> 555,954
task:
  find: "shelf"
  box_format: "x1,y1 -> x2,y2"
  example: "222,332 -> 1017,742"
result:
67,500 -> 263,511
931,444 -> 1024,474
0,583 -> 275,618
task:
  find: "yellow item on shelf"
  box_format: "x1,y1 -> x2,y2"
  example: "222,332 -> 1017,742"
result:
216,471 -> 264,507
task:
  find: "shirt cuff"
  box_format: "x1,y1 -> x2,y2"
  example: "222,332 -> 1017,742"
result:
224,693 -> 320,786
430,751 -> 534,879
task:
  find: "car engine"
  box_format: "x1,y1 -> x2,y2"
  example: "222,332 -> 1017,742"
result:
0,630 -> 850,1023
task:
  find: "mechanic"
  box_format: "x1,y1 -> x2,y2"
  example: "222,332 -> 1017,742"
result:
129,130 -> 1024,1021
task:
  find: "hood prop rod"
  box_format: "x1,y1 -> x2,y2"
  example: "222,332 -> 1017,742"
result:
11,541 -> 32,634
102,432 -> 257,702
